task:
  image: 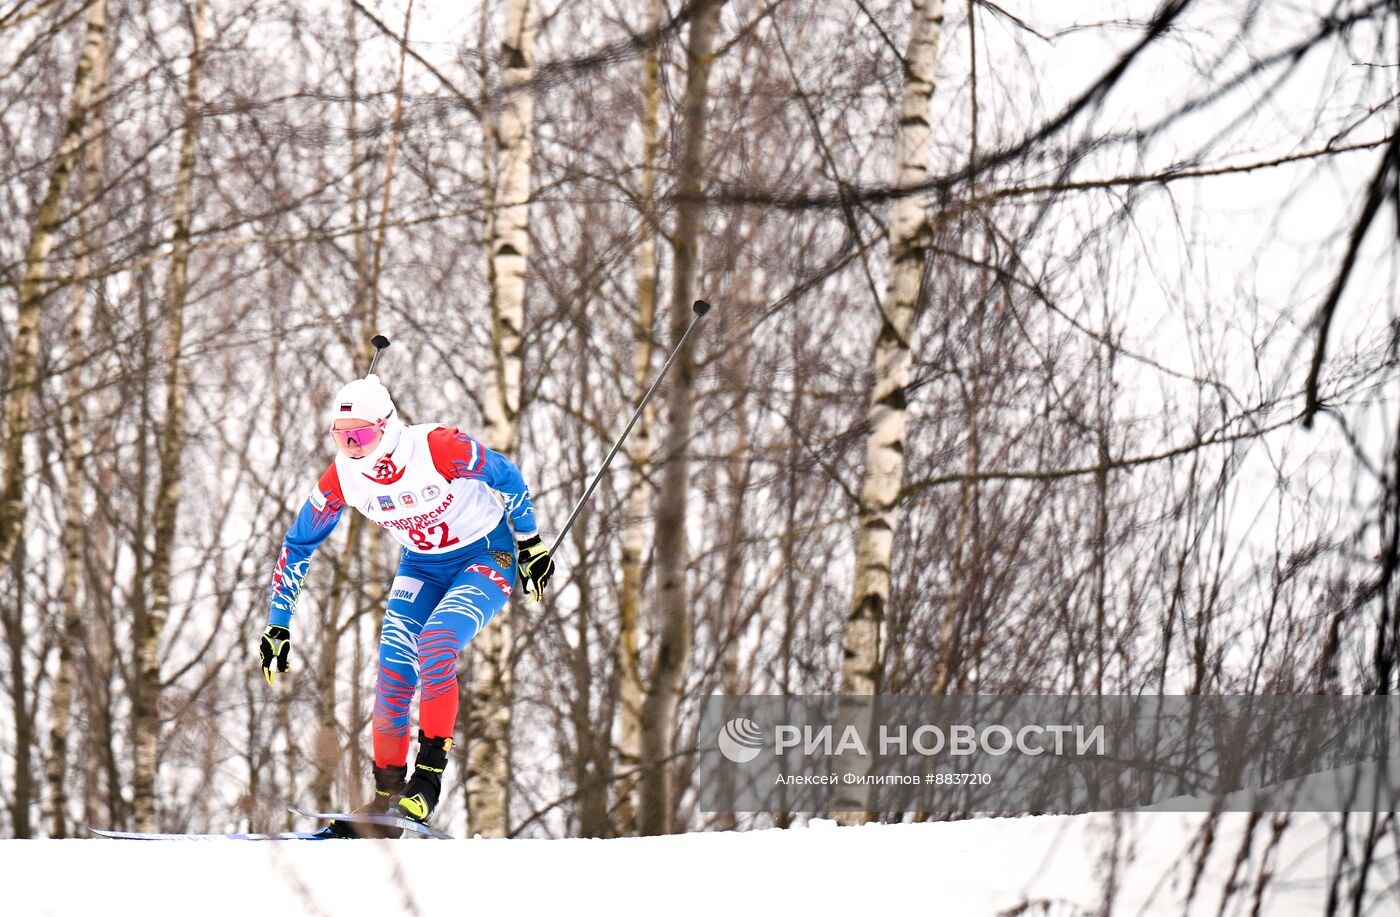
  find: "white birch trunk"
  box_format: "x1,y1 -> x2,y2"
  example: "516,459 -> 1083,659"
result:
834,0 -> 944,824
47,5 -> 108,838
469,0 -> 536,839
483,0 -> 534,444
0,0 -> 108,571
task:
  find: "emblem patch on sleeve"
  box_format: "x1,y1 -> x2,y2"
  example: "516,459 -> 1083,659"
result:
490,550 -> 514,570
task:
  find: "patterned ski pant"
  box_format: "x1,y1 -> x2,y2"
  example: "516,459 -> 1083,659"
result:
372,514 -> 518,768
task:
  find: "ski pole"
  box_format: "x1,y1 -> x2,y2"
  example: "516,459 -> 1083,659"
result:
549,299 -> 712,556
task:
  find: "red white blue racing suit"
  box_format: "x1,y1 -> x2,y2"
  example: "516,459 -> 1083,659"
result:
268,423 -> 538,767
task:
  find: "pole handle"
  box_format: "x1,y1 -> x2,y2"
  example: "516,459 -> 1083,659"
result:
367,335 -> 391,376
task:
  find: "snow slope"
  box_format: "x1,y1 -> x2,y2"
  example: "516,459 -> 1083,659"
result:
3,811 -> 1397,916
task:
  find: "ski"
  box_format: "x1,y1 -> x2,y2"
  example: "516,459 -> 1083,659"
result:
90,827 -> 329,841
287,803 -> 453,839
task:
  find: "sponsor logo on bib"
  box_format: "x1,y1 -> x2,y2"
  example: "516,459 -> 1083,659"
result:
399,491 -> 417,508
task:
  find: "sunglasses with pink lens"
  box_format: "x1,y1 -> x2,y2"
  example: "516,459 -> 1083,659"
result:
330,424 -> 382,448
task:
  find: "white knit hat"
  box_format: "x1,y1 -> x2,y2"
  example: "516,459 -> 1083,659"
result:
329,373 -> 396,427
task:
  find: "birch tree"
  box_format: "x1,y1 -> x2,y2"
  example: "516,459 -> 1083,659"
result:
0,0 -> 108,840
834,0 -> 944,824
0,0 -> 109,573
46,0 -> 109,838
469,0 -> 536,838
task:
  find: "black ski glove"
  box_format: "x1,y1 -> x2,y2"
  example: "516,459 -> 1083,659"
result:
516,535 -> 554,603
260,625 -> 291,686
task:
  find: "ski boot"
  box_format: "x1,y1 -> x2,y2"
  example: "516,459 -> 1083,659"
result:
393,732 -> 450,825
316,763 -> 407,839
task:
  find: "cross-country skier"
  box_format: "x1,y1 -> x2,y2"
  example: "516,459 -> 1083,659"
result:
259,372 -> 553,837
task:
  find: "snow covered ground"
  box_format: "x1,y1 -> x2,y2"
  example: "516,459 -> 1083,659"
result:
4,810 -> 1397,916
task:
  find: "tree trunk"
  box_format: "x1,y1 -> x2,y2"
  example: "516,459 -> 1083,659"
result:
366,0 -> 414,329
468,0 -> 536,839
614,0 -> 663,839
713,335 -> 753,834
568,500 -> 611,836
637,0 -> 723,838
307,3 -> 379,810
132,0 -> 206,832
311,519 -> 363,810
934,298 -> 982,696
1092,316 -> 1119,693
1,533 -> 31,835
0,0 -> 108,570
482,0 -> 533,448
47,1 -> 109,838
834,0 -> 944,825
